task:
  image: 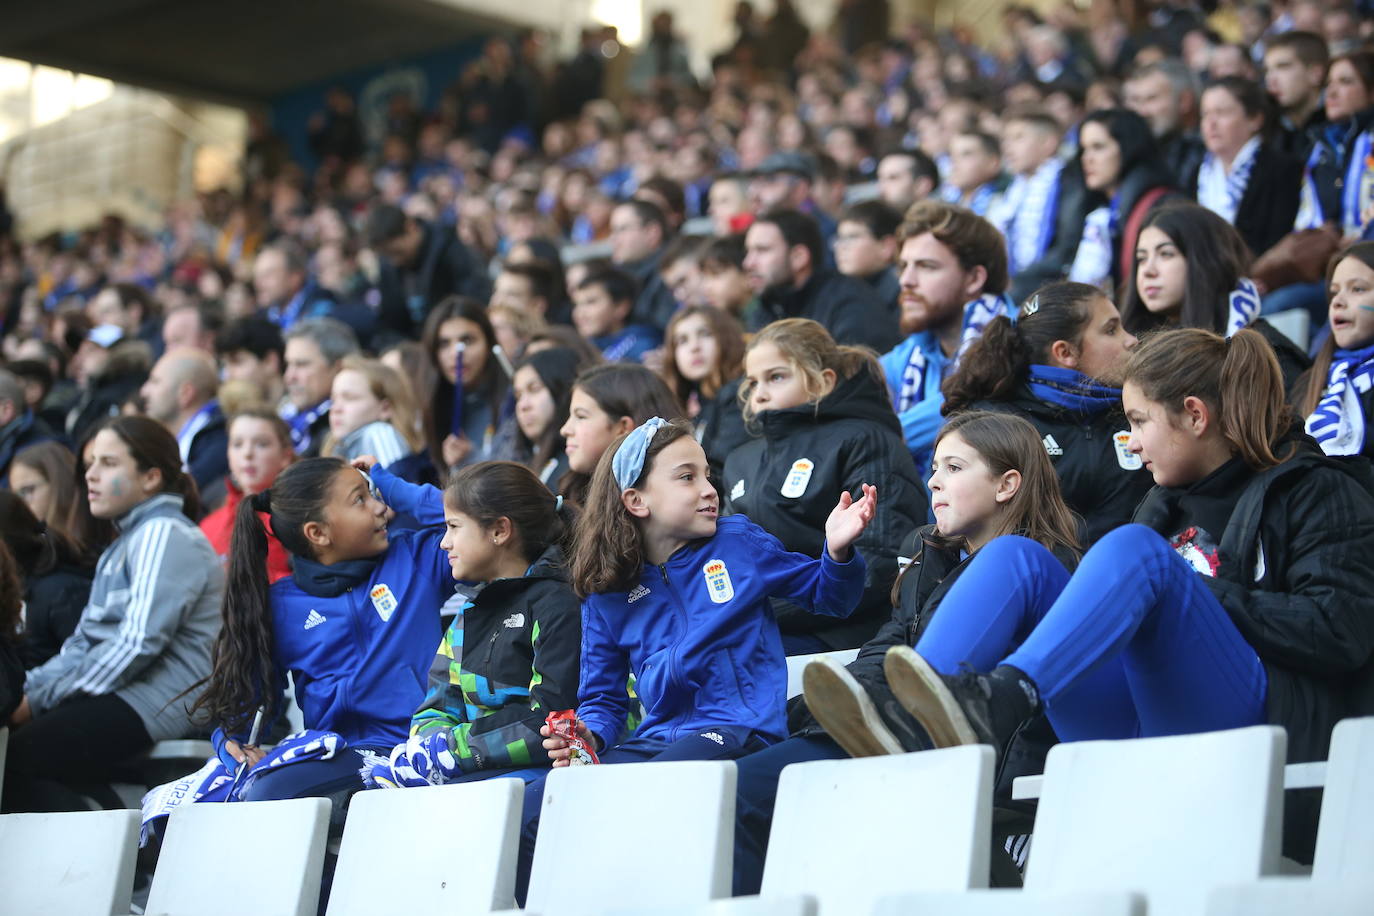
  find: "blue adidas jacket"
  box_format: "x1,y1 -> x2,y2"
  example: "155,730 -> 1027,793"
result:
267,466 -> 453,748
577,515 -> 866,750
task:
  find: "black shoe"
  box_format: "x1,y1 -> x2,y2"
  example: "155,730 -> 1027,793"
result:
802,656 -> 906,757
884,646 -> 1023,755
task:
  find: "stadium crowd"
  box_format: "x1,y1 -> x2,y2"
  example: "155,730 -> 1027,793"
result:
1,0 -> 1374,902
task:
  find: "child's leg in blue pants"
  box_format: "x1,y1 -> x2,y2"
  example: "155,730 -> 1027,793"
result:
515,726 -> 771,904
913,525 -> 1268,741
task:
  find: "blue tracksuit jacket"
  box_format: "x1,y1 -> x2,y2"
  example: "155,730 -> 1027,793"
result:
267,466 -> 453,748
577,515 -> 866,751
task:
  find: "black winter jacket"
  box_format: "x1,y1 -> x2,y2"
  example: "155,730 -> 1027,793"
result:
412,544 -> 583,774
376,220 -> 491,340
1301,106 -> 1374,233
751,268 -> 900,354
1186,144 -> 1303,260
973,389 -> 1155,546
723,371 -> 928,649
21,563 -> 94,668
1132,450 -> 1374,764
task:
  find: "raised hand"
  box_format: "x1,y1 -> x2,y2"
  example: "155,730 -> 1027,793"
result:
824,483 -> 878,562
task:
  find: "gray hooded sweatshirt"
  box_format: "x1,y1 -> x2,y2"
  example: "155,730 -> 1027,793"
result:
24,493 -> 223,741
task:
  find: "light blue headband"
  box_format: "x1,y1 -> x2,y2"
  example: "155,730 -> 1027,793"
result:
612,417 -> 669,490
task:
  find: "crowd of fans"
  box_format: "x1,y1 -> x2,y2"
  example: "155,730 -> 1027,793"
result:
1,0 -> 1374,902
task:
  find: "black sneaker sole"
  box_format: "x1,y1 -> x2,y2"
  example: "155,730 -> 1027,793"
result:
884,646 -> 980,749
801,656 -> 905,757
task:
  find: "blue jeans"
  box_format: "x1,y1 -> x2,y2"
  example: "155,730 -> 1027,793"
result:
1260,281 -> 1326,327
515,726 -> 772,903
913,526 -> 1268,742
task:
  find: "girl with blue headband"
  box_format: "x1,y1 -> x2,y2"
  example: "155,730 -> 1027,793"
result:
544,416 -> 877,765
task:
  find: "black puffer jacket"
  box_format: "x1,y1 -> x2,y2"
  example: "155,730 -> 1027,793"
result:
973,389 -> 1155,546
723,370 -> 928,649
751,268 -> 900,354
1132,450 -> 1374,764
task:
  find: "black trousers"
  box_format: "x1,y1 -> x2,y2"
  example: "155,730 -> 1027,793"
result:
3,692 -> 152,812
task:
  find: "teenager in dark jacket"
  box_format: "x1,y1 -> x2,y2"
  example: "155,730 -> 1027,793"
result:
1123,203 -> 1310,394
724,319 -> 927,653
369,206 -> 491,341
732,411 -> 1080,894
942,282 -> 1154,545
1298,242 -> 1374,459
367,462 -> 581,788
660,305 -> 751,476
806,328 -> 1374,861
1293,53 -> 1374,240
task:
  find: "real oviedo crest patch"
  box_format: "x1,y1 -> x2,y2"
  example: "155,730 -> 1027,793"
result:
780,459 -> 814,498
702,559 -> 735,604
371,584 -> 398,622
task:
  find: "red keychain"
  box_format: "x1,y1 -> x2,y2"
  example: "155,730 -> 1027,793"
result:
546,709 -> 600,765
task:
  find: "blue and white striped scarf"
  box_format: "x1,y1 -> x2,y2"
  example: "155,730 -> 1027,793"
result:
1227,278 -> 1263,338
897,293 -> 1015,411
990,159 -> 1064,274
1306,342 -> 1374,456
1069,204 -> 1116,290
1197,137 -> 1260,226
1296,128 -> 1374,235
282,399 -> 330,454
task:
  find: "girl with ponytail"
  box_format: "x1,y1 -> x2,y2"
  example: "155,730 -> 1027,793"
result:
189,452 -> 455,810
942,281 -> 1152,544
805,327 -> 1374,831
723,318 -> 927,654
5,417 -> 223,813
366,461 -> 583,789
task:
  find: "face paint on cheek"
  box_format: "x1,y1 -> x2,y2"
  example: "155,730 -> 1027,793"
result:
1359,305 -> 1374,312
109,478 -> 124,498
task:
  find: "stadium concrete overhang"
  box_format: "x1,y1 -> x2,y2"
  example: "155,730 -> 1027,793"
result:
0,0 -> 524,107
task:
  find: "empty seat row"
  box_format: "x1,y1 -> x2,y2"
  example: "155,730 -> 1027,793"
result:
2,719 -> 1372,915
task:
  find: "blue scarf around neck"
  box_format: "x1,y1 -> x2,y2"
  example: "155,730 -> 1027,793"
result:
1027,364 -> 1122,416
292,553 -> 383,598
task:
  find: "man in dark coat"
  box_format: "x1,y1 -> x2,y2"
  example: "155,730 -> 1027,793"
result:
368,205 -> 491,342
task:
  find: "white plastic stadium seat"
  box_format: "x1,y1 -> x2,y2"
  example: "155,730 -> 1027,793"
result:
784,649 -> 859,699
869,890 -> 1145,915
1206,880 -> 1374,914
327,779 -> 523,915
1023,726 -> 1285,916
761,746 -> 993,912
0,809 -> 140,916
524,761 -> 736,913
601,895 -> 818,916
1312,716 -> 1374,879
0,725 -> 7,801
147,797 -> 330,916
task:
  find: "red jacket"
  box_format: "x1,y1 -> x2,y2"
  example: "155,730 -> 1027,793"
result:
200,480 -> 293,584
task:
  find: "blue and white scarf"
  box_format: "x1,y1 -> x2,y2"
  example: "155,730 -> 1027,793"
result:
139,730 -> 350,846
897,293 -> 1015,411
1197,136 -> 1260,226
938,181 -> 1000,217
1306,342 -> 1374,456
282,398 -> 330,454
1226,278 -> 1263,338
1296,128 -> 1374,235
1027,364 -> 1121,416
1069,203 -> 1117,290
990,159 -> 1064,274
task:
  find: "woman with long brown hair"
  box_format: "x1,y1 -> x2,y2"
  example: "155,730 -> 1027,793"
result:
807,328 -> 1374,812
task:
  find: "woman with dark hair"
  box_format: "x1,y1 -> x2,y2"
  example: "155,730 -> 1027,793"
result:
1190,77 -> 1302,259
0,491 -> 93,667
1068,108 -> 1181,292
942,281 -> 1153,545
4,416 -> 223,813
660,304 -> 751,472
419,295 -> 516,473
10,440 -> 87,557
1121,202 -> 1310,391
511,347 -> 583,487
1295,51 -> 1374,239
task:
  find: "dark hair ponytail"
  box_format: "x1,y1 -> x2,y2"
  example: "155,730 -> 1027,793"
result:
190,457 -> 347,733
445,461 -> 574,563
942,282 -> 1102,415
100,415 -> 200,519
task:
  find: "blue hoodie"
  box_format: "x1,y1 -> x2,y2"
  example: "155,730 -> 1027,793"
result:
265,466 -> 453,748
577,515 -> 866,751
